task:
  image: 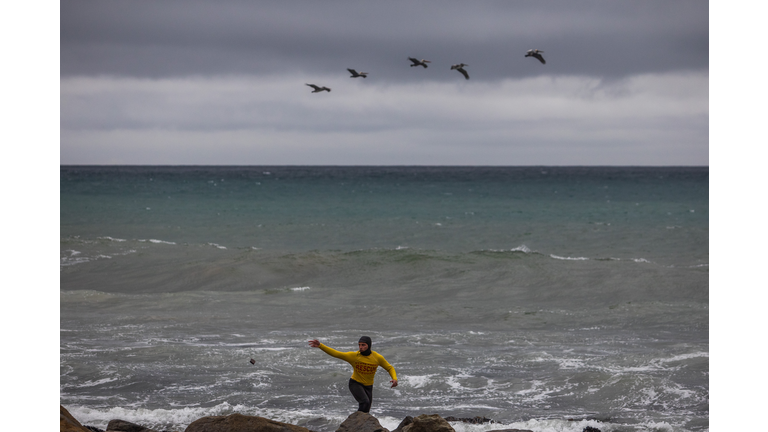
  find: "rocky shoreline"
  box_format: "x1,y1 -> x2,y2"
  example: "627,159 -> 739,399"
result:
62,405 -> 601,432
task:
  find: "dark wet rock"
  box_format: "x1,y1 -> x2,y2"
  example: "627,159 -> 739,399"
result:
106,419 -> 159,432
84,427 -> 105,432
398,414 -> 455,432
335,411 -> 389,432
391,416 -> 413,432
61,405 -> 92,432
583,427 -> 601,432
184,413 -> 312,432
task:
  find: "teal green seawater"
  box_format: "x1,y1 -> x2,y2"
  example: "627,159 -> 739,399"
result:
61,166 -> 708,432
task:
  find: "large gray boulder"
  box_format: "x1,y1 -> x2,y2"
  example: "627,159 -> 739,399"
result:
184,413 -> 311,432
335,411 -> 389,432
399,414 -> 455,432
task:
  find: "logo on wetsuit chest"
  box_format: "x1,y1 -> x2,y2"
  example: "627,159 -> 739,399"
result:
354,363 -> 378,375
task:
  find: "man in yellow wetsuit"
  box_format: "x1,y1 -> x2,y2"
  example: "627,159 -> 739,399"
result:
308,336 -> 398,413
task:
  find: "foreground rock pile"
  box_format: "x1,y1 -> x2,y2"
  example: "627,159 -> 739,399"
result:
62,404 -> 562,432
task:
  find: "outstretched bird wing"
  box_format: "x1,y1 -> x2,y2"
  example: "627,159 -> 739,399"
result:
306,83 -> 320,91
526,50 -> 546,64
457,67 -> 469,79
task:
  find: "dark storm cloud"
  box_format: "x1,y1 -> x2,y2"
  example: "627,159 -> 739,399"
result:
59,1 -> 708,165
61,0 -> 707,81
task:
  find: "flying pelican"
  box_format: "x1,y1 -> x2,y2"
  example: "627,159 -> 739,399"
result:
408,57 -> 431,68
306,84 -> 331,93
450,63 -> 469,79
525,49 -> 546,64
347,68 -> 369,78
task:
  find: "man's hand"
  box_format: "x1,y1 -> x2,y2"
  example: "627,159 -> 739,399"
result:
308,339 -> 320,348
390,379 -> 398,388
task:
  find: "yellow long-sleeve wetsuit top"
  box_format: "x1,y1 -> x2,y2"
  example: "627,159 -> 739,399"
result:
318,343 -> 397,386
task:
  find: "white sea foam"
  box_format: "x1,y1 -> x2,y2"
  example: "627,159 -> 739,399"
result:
400,375 -> 435,388
658,351 -> 709,363
60,251 -> 113,266
469,419 -> 617,432
642,421 -> 676,432
289,286 -> 310,291
60,257 -> 88,266
553,358 -> 586,369
97,236 -> 127,242
662,383 -> 698,399
67,403 -> 250,430
507,244 -> 532,253
139,239 -> 177,245
208,243 -> 227,249
550,254 -> 589,261
69,377 -> 119,388
445,375 -> 464,391
249,347 -> 294,351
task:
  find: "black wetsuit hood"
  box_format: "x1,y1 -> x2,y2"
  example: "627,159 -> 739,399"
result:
359,336 -> 372,356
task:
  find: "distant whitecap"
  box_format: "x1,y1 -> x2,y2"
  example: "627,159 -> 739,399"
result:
98,236 -> 126,242
141,239 -> 176,245
510,245 -> 532,253
550,254 -> 589,261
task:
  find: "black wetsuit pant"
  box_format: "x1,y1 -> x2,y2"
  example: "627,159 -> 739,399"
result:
348,378 -> 373,413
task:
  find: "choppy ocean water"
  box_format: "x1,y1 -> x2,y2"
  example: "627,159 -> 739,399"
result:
60,166 -> 708,432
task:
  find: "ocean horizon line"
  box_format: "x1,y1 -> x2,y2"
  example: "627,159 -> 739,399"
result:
60,164 -> 709,168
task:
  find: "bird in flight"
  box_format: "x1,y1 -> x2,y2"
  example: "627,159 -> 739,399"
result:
450,63 -> 469,79
347,68 -> 369,78
306,84 -> 331,93
408,57 -> 431,68
525,49 -> 546,64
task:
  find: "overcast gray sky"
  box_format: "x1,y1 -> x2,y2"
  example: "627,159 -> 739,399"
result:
59,0 -> 709,165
